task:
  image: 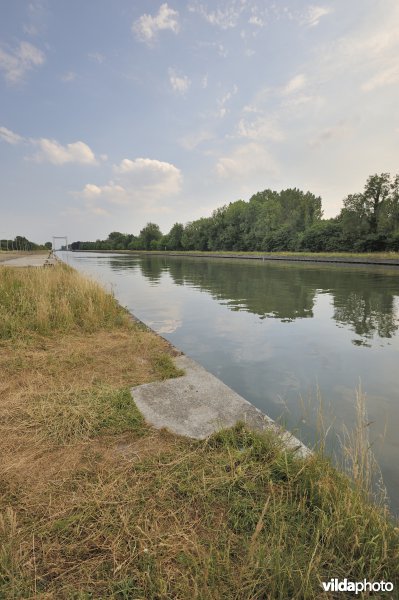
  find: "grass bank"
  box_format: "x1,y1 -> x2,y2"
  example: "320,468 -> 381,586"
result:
75,249 -> 399,265
0,264 -> 398,599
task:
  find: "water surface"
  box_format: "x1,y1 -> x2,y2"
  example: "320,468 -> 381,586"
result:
63,252 -> 399,512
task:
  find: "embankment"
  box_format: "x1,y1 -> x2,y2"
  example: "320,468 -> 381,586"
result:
74,248 -> 399,266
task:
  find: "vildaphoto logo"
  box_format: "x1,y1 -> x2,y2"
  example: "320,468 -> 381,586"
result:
321,578 -> 394,594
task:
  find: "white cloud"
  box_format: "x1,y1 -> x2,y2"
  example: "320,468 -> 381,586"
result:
322,1 -> 399,72
189,1 -> 245,29
91,207 -> 109,216
88,52 -> 105,64
216,84 -> 238,118
61,71 -> 76,82
168,69 -> 191,94
197,40 -> 228,58
248,15 -> 264,27
302,5 -> 332,27
33,139 -> 98,165
283,74 -> 306,95
81,183 -> 102,197
216,142 -> 279,180
76,157 -> 183,216
283,93 -> 324,111
179,130 -> 213,150
0,126 -> 24,145
235,116 -> 284,142
23,24 -> 39,36
217,43 -> 228,58
132,3 -> 180,43
361,63 -> 399,92
81,182 -> 128,205
309,121 -> 350,147
0,41 -> 45,84
113,157 -> 182,196
0,125 -> 99,166
312,2 -> 399,97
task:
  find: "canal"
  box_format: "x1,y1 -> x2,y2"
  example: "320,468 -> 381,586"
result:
62,252 -> 399,513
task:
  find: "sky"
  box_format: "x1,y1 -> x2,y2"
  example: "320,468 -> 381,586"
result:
0,0 -> 398,244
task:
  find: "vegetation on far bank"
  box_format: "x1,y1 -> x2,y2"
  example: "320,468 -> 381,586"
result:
0,264 -> 398,598
76,248 -> 399,262
0,236 -> 51,252
71,172 -> 399,254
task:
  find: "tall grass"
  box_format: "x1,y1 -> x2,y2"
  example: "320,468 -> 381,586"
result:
0,263 -> 128,339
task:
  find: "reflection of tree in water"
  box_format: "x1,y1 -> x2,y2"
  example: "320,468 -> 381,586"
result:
108,256 -> 139,272
333,287 -> 399,340
136,256 -> 399,342
138,256 -> 169,283
166,258 -> 317,320
109,256 -> 168,283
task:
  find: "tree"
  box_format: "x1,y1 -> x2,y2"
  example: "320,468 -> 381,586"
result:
364,173 -> 391,233
341,173 -> 392,237
139,222 -> 162,250
379,174 -> 399,233
166,223 -> 184,250
181,218 -> 211,250
298,220 -> 345,252
106,232 -> 129,249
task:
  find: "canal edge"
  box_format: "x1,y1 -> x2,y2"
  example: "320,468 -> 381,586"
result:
128,313 -> 311,458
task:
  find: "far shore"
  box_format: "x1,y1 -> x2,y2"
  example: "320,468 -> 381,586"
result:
67,248 -> 399,266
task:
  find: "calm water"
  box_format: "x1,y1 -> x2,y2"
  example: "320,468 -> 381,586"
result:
62,252 -> 399,512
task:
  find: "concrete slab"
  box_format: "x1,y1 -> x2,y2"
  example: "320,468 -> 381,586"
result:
131,354 -> 310,457
0,254 -> 54,267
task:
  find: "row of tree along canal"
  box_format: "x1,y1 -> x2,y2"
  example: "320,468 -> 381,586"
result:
71,173 -> 399,253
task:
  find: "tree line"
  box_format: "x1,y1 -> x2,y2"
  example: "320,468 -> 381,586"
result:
0,236 -> 51,251
71,173 -> 399,253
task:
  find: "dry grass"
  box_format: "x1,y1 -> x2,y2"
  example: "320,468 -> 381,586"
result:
0,263 -> 132,339
1,264 -> 398,599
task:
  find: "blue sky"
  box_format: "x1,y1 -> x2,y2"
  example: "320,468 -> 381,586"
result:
1,0 -> 398,243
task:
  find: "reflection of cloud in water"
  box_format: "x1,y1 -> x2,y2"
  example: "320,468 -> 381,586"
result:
145,297 -> 183,334
232,343 -> 273,363
279,371 -> 302,391
148,319 -> 182,334
214,314 -> 257,336
333,384 -> 358,405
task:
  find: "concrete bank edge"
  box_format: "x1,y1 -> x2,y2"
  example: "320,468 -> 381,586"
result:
131,349 -> 310,458
72,249 -> 399,267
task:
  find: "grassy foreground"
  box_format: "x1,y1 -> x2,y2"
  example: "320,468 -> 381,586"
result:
0,264 -> 398,599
